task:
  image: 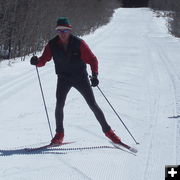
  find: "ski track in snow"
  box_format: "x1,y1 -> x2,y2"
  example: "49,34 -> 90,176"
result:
0,8 -> 180,180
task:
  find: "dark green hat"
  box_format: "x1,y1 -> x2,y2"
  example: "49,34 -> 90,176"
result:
56,17 -> 72,30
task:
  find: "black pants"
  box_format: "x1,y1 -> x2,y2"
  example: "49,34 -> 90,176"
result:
55,75 -> 111,133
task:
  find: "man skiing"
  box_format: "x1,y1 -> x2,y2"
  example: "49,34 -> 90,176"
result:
30,17 -> 121,145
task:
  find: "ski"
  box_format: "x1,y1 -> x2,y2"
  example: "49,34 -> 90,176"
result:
111,141 -> 138,153
24,140 -> 137,154
24,142 -> 74,152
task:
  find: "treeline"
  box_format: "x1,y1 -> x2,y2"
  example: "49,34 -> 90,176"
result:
0,0 -> 121,60
122,0 -> 149,7
149,0 -> 180,37
1,0 -> 180,61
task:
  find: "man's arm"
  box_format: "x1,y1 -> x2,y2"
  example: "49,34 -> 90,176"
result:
80,40 -> 98,75
36,44 -> 52,67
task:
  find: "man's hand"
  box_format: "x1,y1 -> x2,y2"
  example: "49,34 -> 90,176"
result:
30,56 -> 39,65
90,72 -> 99,87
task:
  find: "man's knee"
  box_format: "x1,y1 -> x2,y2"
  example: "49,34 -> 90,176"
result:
89,101 -> 99,111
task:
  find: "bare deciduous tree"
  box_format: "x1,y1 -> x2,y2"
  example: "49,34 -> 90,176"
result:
0,0 -> 121,61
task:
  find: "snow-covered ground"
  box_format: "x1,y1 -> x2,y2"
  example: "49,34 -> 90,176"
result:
0,8 -> 180,180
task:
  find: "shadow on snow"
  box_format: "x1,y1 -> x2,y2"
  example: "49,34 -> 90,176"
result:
0,147 -> 67,156
0,145 -> 136,156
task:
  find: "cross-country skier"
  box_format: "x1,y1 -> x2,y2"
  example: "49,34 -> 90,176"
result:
30,17 -> 121,145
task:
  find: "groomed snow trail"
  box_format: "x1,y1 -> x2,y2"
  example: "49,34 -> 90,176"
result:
0,8 -> 180,180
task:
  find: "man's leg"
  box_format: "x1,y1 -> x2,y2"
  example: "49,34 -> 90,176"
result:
55,77 -> 71,133
73,77 -> 111,133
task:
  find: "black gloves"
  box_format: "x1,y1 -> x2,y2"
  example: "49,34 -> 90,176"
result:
90,72 -> 99,87
30,56 -> 39,65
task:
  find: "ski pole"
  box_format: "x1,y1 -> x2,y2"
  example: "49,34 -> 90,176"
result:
35,66 -> 53,138
97,85 -> 139,144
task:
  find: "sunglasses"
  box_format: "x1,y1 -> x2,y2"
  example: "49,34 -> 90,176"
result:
56,29 -> 71,33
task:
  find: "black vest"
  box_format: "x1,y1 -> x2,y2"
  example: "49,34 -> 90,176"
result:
48,35 -> 87,77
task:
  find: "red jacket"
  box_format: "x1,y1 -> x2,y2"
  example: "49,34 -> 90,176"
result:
37,37 -> 98,74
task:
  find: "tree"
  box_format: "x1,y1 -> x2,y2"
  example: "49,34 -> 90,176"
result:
149,0 -> 180,37
0,0 -> 121,61
122,0 -> 149,7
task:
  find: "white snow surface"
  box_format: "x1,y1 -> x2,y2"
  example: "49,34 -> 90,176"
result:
1,8 -> 180,180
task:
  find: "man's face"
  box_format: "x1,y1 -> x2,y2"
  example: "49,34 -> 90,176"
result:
57,29 -> 71,42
